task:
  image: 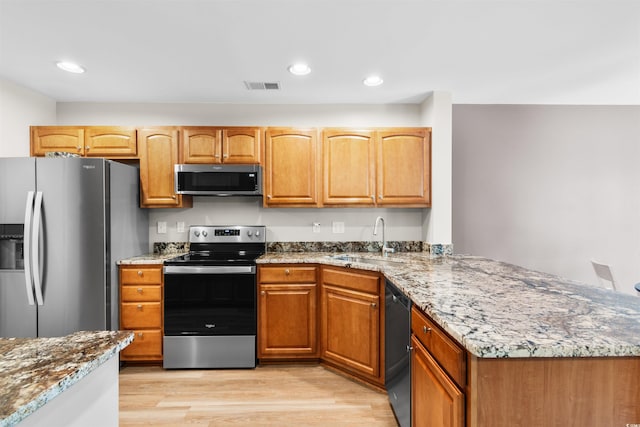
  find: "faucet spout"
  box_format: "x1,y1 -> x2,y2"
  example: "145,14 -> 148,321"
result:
373,216 -> 394,257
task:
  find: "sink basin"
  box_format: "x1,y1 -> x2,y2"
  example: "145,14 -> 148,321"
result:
327,254 -> 403,267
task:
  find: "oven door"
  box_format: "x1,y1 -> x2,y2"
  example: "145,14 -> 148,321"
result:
163,265 -> 256,337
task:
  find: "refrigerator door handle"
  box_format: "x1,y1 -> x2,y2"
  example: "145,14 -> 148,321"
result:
32,191 -> 44,306
23,191 -> 36,306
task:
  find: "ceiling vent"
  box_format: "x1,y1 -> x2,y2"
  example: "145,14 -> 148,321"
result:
244,81 -> 280,90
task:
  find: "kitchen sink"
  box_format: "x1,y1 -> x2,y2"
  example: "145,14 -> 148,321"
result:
327,254 -> 404,267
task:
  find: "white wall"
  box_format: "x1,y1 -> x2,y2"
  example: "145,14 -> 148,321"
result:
0,78 -> 56,157
452,105 -> 640,295
57,101 -> 452,246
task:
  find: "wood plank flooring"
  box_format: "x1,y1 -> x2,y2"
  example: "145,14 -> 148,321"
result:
119,364 -> 399,427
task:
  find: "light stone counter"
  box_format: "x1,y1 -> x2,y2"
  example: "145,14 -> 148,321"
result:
0,331 -> 133,427
258,252 -> 640,359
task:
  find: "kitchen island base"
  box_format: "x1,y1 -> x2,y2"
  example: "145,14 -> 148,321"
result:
467,355 -> 640,427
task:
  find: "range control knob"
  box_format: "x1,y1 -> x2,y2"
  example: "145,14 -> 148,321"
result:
202,230 -> 208,237
194,230 -> 200,237
247,230 -> 253,237
255,230 -> 261,237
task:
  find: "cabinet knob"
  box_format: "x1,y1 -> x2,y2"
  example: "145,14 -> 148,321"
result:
215,154 -> 221,158
371,195 -> 375,200
223,154 -> 229,158
267,195 -> 272,199
137,332 -> 144,338
76,146 -> 82,151
172,195 -> 176,199
378,195 -> 383,200
422,325 -> 432,333
85,146 -> 90,150
137,304 -> 143,310
137,288 -> 143,294
284,269 -> 290,275
407,344 -> 413,352
371,302 -> 377,309
137,270 -> 143,276
260,290 -> 266,295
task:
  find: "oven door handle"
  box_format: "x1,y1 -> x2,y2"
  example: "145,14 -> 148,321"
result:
163,265 -> 256,274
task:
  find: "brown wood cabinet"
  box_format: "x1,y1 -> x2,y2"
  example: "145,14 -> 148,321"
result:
320,266 -> 384,386
264,128 -> 319,207
321,127 -> 431,207
138,127 -> 192,208
257,265 -> 319,360
119,264 -> 164,362
180,127 -> 262,164
322,129 -> 376,206
411,306 -> 465,427
377,128 -> 431,206
31,126 -> 138,158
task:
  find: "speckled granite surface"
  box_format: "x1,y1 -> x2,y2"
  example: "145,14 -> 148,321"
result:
0,331 -> 133,427
258,252 -> 640,359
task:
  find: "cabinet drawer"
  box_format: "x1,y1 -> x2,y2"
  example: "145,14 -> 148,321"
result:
411,306 -> 466,388
259,265 -> 317,284
121,285 -> 161,302
121,302 -> 162,329
321,267 -> 380,294
120,267 -> 162,285
120,329 -> 162,358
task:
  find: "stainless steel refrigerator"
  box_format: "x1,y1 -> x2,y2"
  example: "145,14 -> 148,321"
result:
0,157 -> 148,338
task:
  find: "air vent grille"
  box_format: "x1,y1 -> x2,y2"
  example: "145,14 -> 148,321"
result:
244,81 -> 281,90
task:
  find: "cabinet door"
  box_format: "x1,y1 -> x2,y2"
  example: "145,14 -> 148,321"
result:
264,128 -> 318,206
181,127 -> 222,163
223,127 -> 261,164
258,283 -> 318,359
411,336 -> 464,427
322,129 -> 376,206
84,126 -> 137,158
31,126 -> 84,156
138,128 -> 191,208
377,128 -> 431,206
321,283 -> 380,381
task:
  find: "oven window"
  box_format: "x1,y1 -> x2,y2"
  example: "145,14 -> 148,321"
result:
164,273 -> 256,336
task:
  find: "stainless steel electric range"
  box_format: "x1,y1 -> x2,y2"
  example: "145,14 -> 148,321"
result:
162,225 -> 266,369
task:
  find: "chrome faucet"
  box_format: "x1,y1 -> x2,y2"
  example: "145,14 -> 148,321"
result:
373,216 -> 395,257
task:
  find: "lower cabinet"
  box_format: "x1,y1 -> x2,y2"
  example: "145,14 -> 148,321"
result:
320,266 -> 384,387
119,264 -> 164,362
411,306 -> 465,427
257,265 -> 319,360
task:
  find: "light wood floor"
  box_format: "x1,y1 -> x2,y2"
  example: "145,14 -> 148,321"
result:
119,364 -> 399,427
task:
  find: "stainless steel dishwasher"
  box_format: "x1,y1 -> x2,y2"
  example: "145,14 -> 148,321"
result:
385,279 -> 411,427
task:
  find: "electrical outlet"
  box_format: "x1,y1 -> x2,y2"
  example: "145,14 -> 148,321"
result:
332,221 -> 345,234
157,221 -> 167,234
177,221 -> 185,233
312,222 -> 321,233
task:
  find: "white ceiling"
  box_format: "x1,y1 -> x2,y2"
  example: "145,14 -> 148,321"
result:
1,0 -> 639,105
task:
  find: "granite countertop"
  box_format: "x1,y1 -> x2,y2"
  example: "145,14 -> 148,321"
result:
117,253 -> 180,265
0,330 -> 133,427
258,252 -> 640,359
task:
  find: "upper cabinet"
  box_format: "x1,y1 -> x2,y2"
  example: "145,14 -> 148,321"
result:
322,129 -> 376,206
31,126 -> 138,158
180,127 -> 262,164
138,127 -> 192,209
264,128 -> 319,207
321,127 -> 431,208
377,128 -> 431,207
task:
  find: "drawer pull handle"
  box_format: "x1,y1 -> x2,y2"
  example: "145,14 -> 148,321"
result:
137,270 -> 143,276
423,325 -> 432,333
137,288 -> 143,294
284,269 -> 290,275
137,304 -> 143,310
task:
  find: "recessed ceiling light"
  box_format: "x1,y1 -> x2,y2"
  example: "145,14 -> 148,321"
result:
56,61 -> 85,74
363,75 -> 383,87
288,63 -> 311,76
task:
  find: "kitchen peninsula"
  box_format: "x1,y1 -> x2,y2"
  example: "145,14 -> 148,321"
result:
257,251 -> 640,427
0,331 -> 133,427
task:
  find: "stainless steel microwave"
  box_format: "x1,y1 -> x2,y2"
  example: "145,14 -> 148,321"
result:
174,164 -> 262,196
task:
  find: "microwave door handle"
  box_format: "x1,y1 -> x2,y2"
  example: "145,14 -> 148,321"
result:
31,191 -> 44,306
23,191 -> 36,305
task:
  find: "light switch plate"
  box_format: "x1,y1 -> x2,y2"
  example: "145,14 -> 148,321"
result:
332,221 -> 345,233
177,221 -> 185,233
312,222 -> 321,233
157,221 -> 167,234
